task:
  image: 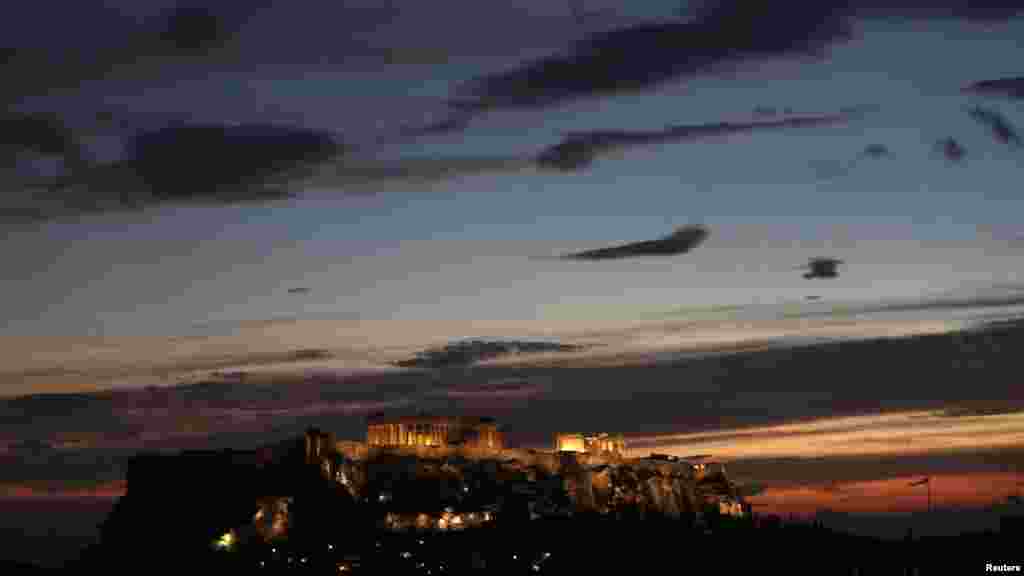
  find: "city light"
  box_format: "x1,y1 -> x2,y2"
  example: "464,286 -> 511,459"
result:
213,530 -> 235,550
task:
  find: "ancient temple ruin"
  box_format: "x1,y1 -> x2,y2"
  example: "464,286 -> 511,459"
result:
366,414 -> 503,450
552,432 -> 626,457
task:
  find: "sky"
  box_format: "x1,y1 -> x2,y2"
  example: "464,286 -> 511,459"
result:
2,0 -> 1024,564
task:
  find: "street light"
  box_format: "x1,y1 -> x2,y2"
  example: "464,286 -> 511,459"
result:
908,477 -> 931,513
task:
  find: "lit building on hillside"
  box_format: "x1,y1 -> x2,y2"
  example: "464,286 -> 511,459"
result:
366,414 -> 503,450
553,432 -> 626,456
553,433 -> 586,453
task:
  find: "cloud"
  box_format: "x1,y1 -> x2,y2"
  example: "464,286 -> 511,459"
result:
0,3 -> 269,106
798,257 -> 843,279
628,408 -> 1024,463
0,372 -> 420,482
852,1 -> 1024,21
967,105 -> 1022,147
0,122 -> 344,225
963,76 -> 1024,100
434,0 -> 1021,127
939,403 -> 1024,418
296,155 -> 535,191
395,339 -> 583,369
5,314 -> 1024,493
0,107 -> 873,224
155,3 -> 244,56
395,112 -> 475,139
287,287 -> 311,295
431,377 -> 552,400
0,112 -> 84,161
536,110 -> 866,172
934,137 -> 966,163
444,2 -> 856,120
547,224 -> 710,261
860,144 -> 889,159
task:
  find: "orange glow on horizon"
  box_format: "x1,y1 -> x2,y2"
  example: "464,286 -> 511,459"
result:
0,480 -> 126,500
746,472 -> 1024,517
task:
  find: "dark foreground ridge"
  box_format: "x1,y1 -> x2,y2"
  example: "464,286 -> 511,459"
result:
68,508 -> 1024,574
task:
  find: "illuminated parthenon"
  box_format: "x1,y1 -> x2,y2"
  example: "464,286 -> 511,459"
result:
553,432 -> 626,457
366,414 -> 503,450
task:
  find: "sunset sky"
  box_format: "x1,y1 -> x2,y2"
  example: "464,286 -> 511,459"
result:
2,1 -> 1023,565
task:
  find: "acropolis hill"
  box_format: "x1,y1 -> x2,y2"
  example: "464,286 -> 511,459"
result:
304,413 -> 746,528
110,413 -> 748,550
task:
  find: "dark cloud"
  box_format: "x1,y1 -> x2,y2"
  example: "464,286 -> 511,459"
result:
395,339 -> 583,369
852,0 -> 1024,21
156,3 -> 244,56
0,108 -> 867,225
0,370 -> 422,458
1,122 -> 344,225
0,112 -> 83,161
799,257 -> 843,280
432,377 -> 553,400
396,113 -> 474,139
0,112 -> 89,182
390,109 -> 866,182
437,1 -> 1020,126
125,122 -> 344,197
861,143 -> 888,158
967,105 -> 1022,147
445,1 -> 856,120
964,76 -> 1024,100
297,155 -> 535,190
935,137 -> 966,163
0,4 -> 265,105
287,287 -> 311,295
938,403 -> 1024,418
548,224 -> 710,261
536,110 -> 865,172
5,315 -> 1024,496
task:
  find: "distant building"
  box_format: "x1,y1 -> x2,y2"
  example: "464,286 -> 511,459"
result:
678,455 -> 722,479
305,428 -> 334,463
553,432 -> 626,457
366,414 -> 503,450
